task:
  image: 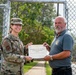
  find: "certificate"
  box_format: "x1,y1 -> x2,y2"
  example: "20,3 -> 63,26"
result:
28,45 -> 48,59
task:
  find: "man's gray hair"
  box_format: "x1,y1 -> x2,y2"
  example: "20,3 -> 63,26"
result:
55,16 -> 67,23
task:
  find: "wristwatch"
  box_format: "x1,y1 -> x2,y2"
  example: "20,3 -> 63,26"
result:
50,55 -> 53,61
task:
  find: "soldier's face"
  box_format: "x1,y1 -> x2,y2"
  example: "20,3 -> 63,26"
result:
11,24 -> 22,33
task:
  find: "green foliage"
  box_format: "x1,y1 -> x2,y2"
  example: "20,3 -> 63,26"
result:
0,9 -> 3,42
0,0 -> 7,4
11,2 -> 56,27
72,43 -> 76,61
42,26 -> 54,44
45,61 -> 52,75
19,24 -> 54,45
10,2 -> 56,45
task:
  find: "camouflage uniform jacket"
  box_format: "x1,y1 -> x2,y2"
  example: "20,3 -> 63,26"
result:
1,34 -> 25,75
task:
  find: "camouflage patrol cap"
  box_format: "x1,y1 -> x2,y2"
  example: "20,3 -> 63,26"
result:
11,18 -> 23,25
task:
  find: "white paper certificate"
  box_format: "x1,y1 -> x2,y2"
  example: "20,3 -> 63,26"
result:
28,45 -> 48,59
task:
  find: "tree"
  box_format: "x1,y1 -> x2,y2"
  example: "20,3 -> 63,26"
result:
11,2 -> 56,44
11,2 -> 56,27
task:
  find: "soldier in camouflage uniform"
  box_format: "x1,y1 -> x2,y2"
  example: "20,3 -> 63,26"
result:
1,18 -> 32,75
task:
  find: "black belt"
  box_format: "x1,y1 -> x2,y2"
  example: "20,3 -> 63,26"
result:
53,66 -> 71,70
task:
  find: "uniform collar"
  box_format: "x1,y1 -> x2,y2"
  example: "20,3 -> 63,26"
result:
9,33 -> 19,41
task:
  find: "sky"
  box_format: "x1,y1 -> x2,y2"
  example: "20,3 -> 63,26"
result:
54,3 -> 64,16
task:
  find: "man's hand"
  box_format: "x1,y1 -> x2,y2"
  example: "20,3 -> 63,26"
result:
44,55 -> 51,61
43,42 -> 50,51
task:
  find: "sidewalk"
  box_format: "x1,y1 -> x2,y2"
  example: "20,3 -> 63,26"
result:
24,61 -> 46,75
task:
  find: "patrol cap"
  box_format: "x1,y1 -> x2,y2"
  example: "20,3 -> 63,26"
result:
11,18 -> 23,25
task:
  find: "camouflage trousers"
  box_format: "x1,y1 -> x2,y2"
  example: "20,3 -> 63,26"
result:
0,72 -> 1,75
1,71 -> 23,75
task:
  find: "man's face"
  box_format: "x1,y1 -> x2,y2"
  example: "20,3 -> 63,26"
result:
54,18 -> 66,33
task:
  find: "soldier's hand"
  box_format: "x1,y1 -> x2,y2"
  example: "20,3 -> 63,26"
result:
25,42 -> 33,49
25,56 -> 32,61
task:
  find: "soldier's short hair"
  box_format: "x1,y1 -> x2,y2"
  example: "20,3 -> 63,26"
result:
11,18 -> 23,25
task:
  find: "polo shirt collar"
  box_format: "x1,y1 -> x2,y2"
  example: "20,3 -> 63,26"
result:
56,29 -> 67,37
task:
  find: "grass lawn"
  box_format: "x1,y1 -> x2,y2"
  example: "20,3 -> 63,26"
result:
23,61 -> 38,73
45,61 -> 52,75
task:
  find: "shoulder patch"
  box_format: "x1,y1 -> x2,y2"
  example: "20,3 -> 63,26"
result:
2,40 -> 11,52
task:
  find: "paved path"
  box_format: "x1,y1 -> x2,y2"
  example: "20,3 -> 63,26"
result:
24,61 -> 46,75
